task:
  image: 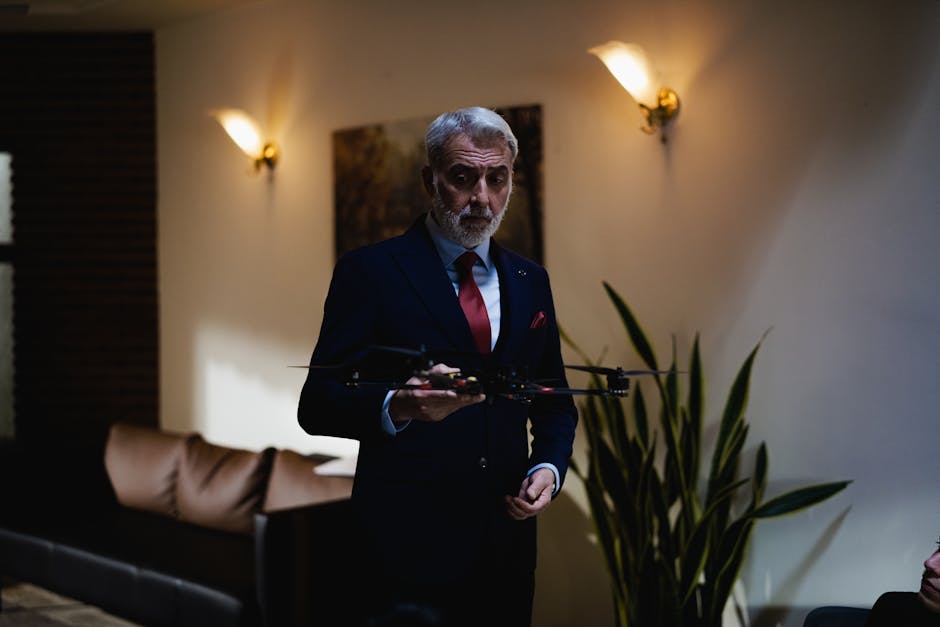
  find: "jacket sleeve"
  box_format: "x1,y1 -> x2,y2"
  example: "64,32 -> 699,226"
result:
297,251 -> 389,442
526,267 -> 578,491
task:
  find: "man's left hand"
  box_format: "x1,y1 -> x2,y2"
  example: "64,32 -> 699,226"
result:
504,468 -> 555,520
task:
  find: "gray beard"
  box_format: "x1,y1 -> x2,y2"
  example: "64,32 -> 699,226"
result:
430,193 -> 507,249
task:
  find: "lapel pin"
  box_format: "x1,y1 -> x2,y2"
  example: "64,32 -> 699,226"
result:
517,269 -> 527,277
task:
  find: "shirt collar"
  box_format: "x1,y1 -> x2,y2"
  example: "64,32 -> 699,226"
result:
424,212 -> 492,270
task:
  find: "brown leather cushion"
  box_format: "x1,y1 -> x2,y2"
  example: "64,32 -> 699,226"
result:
104,422 -> 189,518
261,450 -> 353,513
175,435 -> 275,535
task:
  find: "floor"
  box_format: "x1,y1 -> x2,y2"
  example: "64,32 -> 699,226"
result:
0,578 -> 140,627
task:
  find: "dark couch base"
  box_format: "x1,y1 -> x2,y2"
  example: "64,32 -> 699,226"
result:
0,506 -> 259,627
0,436 -> 361,627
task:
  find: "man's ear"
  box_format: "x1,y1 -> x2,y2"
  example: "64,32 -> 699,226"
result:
421,166 -> 435,197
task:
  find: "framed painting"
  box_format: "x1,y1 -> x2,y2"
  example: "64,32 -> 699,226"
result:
333,104 -> 544,264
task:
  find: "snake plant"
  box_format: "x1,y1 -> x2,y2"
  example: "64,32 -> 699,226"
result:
564,282 -> 850,627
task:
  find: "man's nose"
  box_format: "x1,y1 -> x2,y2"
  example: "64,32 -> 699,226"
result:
470,179 -> 489,207
926,551 -> 940,573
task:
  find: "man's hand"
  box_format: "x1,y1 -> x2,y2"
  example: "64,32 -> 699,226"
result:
505,467 -> 555,520
388,363 -> 485,423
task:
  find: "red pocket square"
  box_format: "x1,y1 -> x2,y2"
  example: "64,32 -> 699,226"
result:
529,311 -> 547,329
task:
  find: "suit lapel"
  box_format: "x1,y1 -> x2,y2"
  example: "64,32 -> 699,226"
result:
390,219 -> 478,352
492,241 -> 531,363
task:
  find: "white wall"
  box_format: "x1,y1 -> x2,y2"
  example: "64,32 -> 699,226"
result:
156,1 -> 940,624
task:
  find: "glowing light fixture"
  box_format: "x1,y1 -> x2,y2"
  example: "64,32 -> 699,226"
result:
211,109 -> 279,171
588,41 -> 680,143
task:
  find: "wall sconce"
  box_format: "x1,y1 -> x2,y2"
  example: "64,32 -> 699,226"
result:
211,108 -> 279,171
588,41 -> 680,143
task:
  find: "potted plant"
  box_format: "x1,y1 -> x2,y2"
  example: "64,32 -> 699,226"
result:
564,282 -> 850,627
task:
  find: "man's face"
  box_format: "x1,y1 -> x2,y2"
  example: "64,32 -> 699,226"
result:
920,545 -> 940,613
423,133 -> 513,249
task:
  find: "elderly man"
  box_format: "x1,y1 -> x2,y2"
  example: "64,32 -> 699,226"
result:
298,107 -> 577,627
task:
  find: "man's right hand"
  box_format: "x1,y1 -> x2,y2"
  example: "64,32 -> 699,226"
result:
388,363 -> 486,424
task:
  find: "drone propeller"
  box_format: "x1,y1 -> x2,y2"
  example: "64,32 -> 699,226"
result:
366,344 -> 433,359
565,364 -> 684,376
528,386 -> 630,398
290,344 -> 441,371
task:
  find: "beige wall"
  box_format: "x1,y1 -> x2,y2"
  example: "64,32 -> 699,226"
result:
157,0 -> 940,624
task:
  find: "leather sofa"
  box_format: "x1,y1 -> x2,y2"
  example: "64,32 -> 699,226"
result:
0,422 -> 355,627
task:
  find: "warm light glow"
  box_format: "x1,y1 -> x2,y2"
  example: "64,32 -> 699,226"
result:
195,323 -> 360,458
212,109 -> 264,158
588,40 -> 681,143
588,41 -> 658,106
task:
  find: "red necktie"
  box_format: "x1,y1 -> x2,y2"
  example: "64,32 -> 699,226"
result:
456,251 -> 491,354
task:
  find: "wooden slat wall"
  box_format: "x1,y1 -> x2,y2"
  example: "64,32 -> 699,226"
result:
0,33 -> 158,450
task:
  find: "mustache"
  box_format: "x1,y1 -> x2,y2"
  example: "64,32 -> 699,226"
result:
459,206 -> 493,219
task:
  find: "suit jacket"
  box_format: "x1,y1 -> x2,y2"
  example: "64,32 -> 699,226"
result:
298,215 -> 578,587
864,592 -> 940,627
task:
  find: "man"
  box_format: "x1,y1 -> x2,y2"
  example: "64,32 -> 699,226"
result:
298,107 -> 577,627
863,539 -> 940,626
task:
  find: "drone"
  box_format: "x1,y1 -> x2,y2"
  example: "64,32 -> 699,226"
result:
294,344 -> 681,404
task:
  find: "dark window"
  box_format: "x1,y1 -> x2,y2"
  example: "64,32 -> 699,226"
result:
0,151 -> 12,439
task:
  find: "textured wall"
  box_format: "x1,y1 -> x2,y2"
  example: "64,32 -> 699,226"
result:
156,1 -> 940,625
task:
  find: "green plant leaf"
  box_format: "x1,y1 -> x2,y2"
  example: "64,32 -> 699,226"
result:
597,437 -> 639,538
708,518 -> 755,626
716,422 -> 749,484
687,335 -> 703,431
707,421 -> 749,538
679,408 -> 699,517
706,341 -> 760,506
633,383 -> 649,450
750,481 -> 852,519
677,476 -> 750,606
607,395 -> 630,461
581,467 -> 623,592
647,449 -> 676,566
659,394 -> 687,510
579,396 -> 604,475
665,339 -> 679,421
686,337 -> 703,489
751,442 -> 768,508
603,281 -> 659,371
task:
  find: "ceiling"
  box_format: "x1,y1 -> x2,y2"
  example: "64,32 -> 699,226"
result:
0,0 -> 264,31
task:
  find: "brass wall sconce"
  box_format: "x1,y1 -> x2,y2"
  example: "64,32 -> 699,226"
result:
588,41 -> 680,143
211,109 -> 279,171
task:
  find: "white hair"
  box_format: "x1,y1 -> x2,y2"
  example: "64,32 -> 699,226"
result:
425,107 -> 518,169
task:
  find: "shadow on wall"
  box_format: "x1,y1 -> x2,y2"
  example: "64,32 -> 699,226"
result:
534,491 -> 615,627
748,507 -> 853,627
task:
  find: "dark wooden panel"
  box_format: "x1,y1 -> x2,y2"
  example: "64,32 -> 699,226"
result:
0,32 -> 158,449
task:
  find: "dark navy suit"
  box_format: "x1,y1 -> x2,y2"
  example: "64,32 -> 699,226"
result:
864,592 -> 940,627
298,215 -> 577,626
